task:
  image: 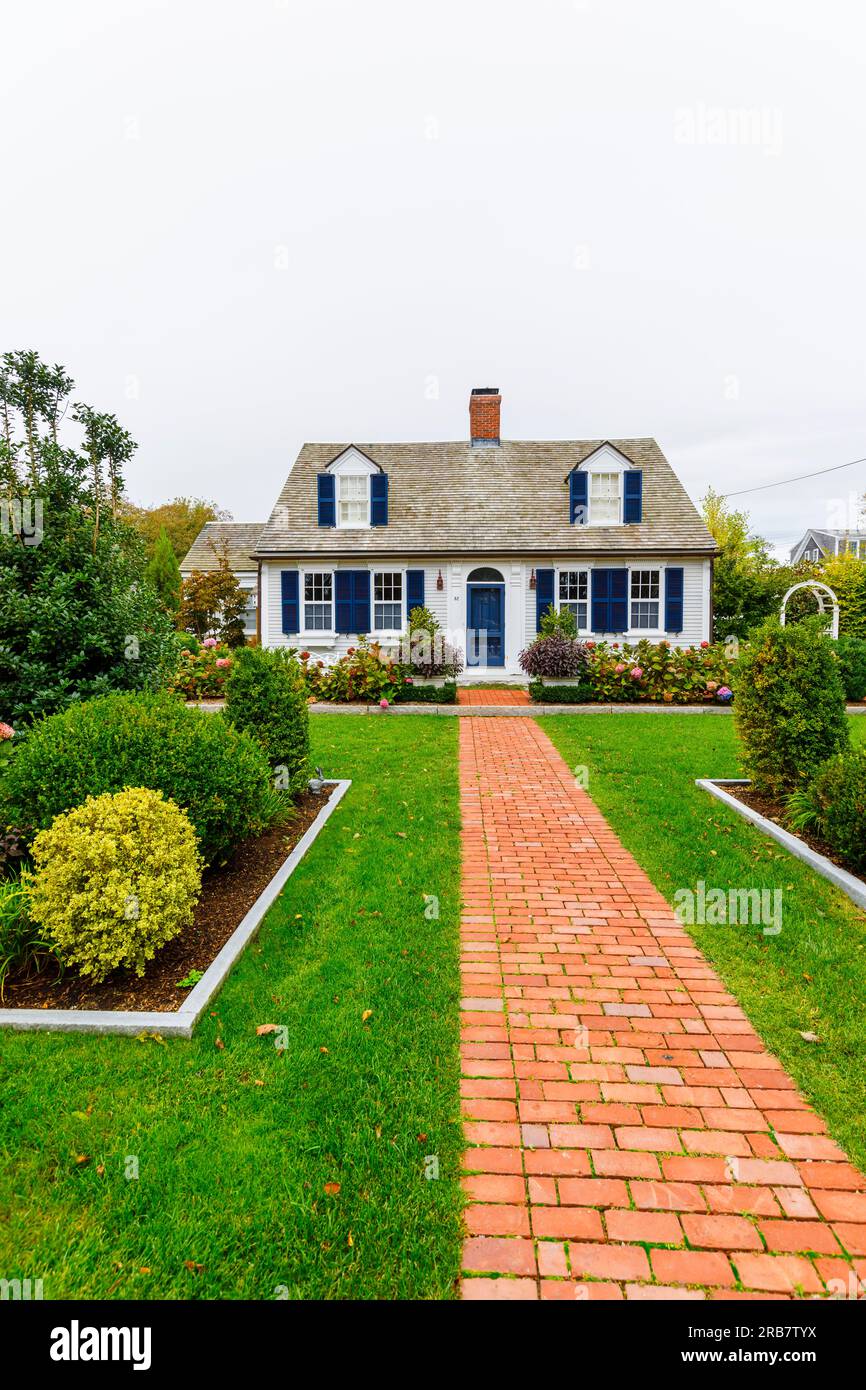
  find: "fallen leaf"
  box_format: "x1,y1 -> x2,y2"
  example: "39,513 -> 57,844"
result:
320,1046 -> 329,1054
139,1267 -> 151,1275
374,1125 -> 382,1139
74,1154 -> 90,1166
324,1182 -> 341,1196
347,1231 -> 354,1247
183,1261 -> 204,1274
96,1163 -> 105,1178
416,1133 -> 427,1143
214,1037 -> 225,1051
361,1009 -> 373,1023
396,832 -> 407,839
256,1024 -> 279,1036
254,1080 -> 265,1087
799,1031 -> 821,1043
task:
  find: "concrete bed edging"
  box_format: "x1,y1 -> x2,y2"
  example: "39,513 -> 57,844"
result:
696,777 -> 866,912
0,779 -> 352,1038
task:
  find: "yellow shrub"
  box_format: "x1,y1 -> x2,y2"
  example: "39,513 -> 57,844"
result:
23,788 -> 203,982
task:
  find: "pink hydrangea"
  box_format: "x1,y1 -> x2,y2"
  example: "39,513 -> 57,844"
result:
585,640 -> 595,649
614,663 -> 626,674
203,637 -> 218,649
0,721 -> 14,740
215,657 -> 231,668
700,640 -> 710,649
630,667 -> 643,679
379,698 -> 389,709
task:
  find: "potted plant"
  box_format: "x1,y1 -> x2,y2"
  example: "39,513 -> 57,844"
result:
400,606 -> 464,686
519,607 -> 589,687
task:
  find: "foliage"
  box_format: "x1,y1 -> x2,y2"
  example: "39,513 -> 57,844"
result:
122,495 -> 231,563
23,788 -> 202,982
785,746 -> 866,873
399,607 -> 464,678
300,640 -> 403,702
0,350 -> 176,724
169,640 -> 234,699
180,543 -> 248,646
145,526 -> 182,617
821,552 -> 866,641
538,604 -> 578,638
0,879 -> 56,1002
585,638 -> 734,703
4,691 -> 276,864
519,632 -> 588,679
394,679 -> 458,704
831,635 -> 866,702
732,616 -> 849,796
225,646 -> 310,794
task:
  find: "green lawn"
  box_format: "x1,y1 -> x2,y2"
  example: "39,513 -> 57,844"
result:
538,713 -> 866,1175
0,716 -> 463,1300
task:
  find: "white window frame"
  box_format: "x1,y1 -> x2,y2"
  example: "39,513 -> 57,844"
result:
300,568 -> 335,636
337,472 -> 370,529
575,444 -> 632,527
372,569 -> 405,634
555,567 -> 590,633
587,469 -> 623,526
627,565 -> 663,636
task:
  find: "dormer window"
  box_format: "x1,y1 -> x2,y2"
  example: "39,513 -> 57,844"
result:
589,472 -> 622,525
568,443 -> 643,527
338,474 -> 369,527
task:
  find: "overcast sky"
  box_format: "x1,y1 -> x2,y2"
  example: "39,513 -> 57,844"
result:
4,0 -> 865,553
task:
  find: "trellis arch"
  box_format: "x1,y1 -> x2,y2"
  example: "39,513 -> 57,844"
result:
779,580 -> 840,639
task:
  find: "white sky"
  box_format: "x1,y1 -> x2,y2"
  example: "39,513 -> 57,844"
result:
3,0 -> 865,554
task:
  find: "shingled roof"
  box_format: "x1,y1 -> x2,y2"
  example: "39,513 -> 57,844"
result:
180,522 -> 264,572
254,439 -> 715,557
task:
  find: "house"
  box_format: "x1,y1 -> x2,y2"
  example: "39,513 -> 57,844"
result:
180,522 -> 263,639
250,388 -> 715,678
789,528 -> 866,564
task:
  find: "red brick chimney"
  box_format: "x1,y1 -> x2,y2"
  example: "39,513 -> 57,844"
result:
469,387 -> 501,446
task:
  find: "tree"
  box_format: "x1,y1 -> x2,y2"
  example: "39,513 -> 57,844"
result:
123,496 -> 232,561
145,526 -> 182,618
701,488 -> 814,640
0,350 -> 176,724
179,543 -> 247,646
820,551 -> 866,640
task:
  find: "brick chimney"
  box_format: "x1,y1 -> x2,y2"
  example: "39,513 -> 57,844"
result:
469,387 -> 501,446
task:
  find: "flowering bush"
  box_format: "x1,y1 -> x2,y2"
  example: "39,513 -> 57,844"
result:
399,607 -> 464,678
299,640 -> 403,703
519,633 -> 590,680
586,639 -> 734,704
0,721 -> 15,772
169,642 -> 234,699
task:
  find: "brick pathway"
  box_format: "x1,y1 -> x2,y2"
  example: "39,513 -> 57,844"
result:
457,688 -> 532,706
459,717 -> 866,1301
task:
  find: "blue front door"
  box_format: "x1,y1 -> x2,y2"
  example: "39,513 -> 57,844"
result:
467,585 -> 505,666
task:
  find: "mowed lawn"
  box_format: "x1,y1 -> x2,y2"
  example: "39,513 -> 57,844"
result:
0,716 -> 463,1300
539,712 -> 866,1176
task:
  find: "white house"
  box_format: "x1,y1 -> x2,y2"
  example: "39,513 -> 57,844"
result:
248,387 -> 715,678
179,522 -> 263,640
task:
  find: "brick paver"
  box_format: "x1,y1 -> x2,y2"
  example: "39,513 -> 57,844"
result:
457,688 -> 531,706
459,716 -> 866,1300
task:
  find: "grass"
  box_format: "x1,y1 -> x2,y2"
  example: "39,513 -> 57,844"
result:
538,712 -> 866,1175
0,716 -> 463,1300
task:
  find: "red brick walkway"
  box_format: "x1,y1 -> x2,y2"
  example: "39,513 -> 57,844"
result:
459,717 -> 866,1300
457,688 -> 531,706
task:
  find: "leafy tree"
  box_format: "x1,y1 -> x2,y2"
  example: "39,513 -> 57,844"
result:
701,488 -> 815,640
145,526 -> 182,618
820,551 -> 866,640
123,496 -> 231,561
180,543 -> 247,646
0,350 -> 175,724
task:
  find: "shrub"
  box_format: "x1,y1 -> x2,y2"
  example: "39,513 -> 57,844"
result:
0,880 -> 55,1001
786,747 -> 866,873
168,641 -> 234,700
400,608 -> 464,678
586,639 -> 733,704
519,634 -> 589,680
224,646 -> 310,793
732,616 -> 849,797
832,635 -> 866,702
300,640 -> 403,702
394,679 -> 457,703
4,691 -> 275,864
539,606 -> 578,639
23,788 -> 203,982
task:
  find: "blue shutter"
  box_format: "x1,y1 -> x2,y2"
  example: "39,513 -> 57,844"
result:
281,570 -> 299,634
317,474 -> 336,527
665,567 -> 684,633
592,568 -> 628,632
535,569 -> 555,631
370,473 -> 388,526
623,470 -> 643,524
335,571 -> 352,632
351,570 -> 370,633
570,470 -> 588,525
406,570 -> 425,613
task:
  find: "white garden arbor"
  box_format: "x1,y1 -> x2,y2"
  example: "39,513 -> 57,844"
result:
779,580 -> 840,639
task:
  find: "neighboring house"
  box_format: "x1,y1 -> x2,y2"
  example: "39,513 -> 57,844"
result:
251,387 -> 715,678
180,522 -> 264,639
789,528 -> 866,564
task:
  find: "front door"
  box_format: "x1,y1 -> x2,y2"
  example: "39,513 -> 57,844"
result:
467,584 -> 505,667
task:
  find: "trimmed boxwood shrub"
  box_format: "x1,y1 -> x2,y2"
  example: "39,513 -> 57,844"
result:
528,680 -> 593,703
4,691 -> 275,864
832,635 -> 866,702
225,646 -> 310,793
732,616 -> 849,797
787,746 -> 866,873
393,680 -> 458,704
23,788 -> 203,982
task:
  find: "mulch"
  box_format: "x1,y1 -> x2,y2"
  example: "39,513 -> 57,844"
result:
724,783 -> 860,879
3,790 -> 328,1013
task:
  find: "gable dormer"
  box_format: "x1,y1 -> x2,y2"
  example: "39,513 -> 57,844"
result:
566,442 -> 643,527
317,446 -> 388,528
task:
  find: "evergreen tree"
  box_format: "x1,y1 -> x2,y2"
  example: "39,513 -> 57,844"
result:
146,526 -> 182,618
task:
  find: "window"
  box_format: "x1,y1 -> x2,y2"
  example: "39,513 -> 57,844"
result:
374,571 -> 403,630
304,572 -> 333,630
630,569 -> 660,629
558,570 -> 588,629
240,589 -> 257,636
338,474 -> 368,527
589,471 -> 621,524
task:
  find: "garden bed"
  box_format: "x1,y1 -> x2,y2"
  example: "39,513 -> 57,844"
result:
0,781 -> 350,1035
696,778 -> 866,911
